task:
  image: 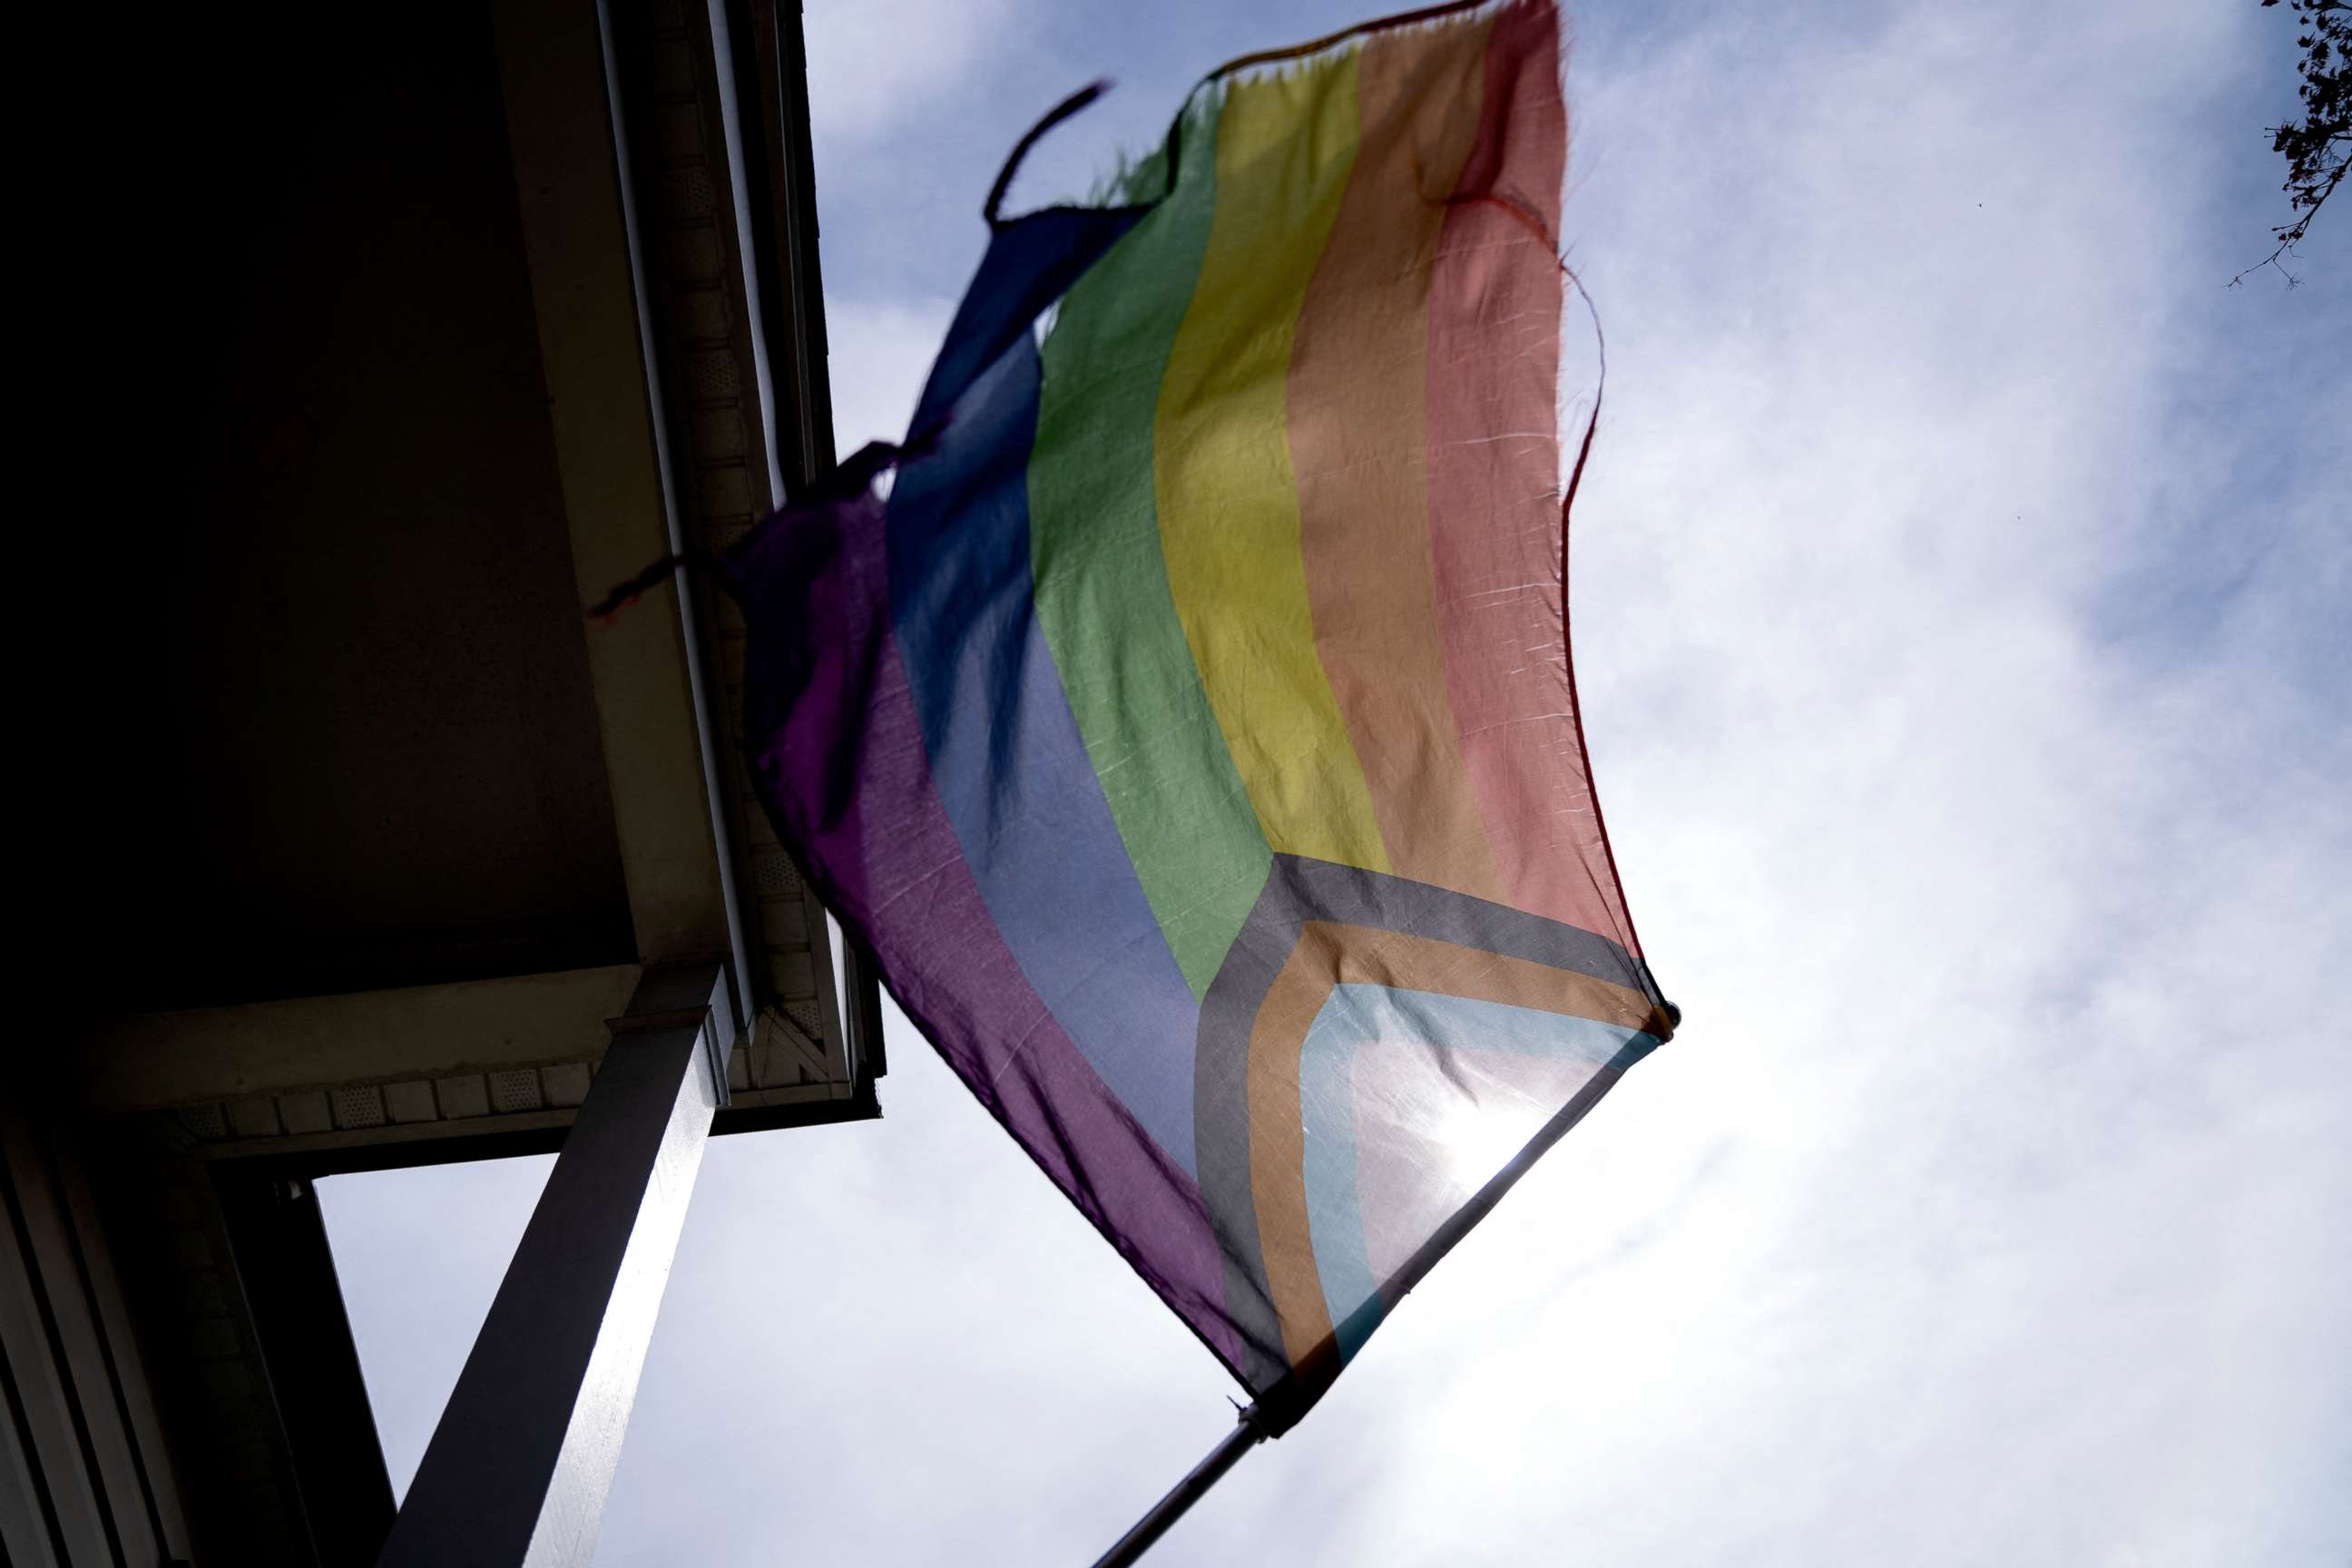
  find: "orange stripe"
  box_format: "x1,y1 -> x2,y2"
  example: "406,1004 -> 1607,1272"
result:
1246,933 -> 1341,1367
1246,917 -> 1658,1367
1290,17 -> 1506,902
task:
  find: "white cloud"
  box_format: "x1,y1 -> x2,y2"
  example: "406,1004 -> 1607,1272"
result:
320,1155 -> 553,1497
824,295 -> 959,451
803,0 -> 1008,152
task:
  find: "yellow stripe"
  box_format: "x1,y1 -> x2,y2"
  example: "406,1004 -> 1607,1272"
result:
1154,55 -> 1390,873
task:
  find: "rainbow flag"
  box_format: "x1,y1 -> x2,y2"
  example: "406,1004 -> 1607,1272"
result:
720,0 -> 1672,1429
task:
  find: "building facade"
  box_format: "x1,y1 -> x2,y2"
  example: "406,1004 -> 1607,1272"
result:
8,4 -> 872,1562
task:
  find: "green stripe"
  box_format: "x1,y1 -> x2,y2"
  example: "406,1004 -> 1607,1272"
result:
1029,92 -> 1272,1000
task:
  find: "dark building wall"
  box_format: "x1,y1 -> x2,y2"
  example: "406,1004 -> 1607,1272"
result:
1,1092 -> 195,1567
82,3 -> 635,1011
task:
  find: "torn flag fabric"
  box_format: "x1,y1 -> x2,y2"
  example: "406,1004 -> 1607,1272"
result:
718,0 -> 1672,1430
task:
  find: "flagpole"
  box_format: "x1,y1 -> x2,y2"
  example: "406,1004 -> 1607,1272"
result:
1086,1406 -> 1268,1568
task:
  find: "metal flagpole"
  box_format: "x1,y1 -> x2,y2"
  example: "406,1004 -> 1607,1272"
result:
1087,1406 -> 1269,1568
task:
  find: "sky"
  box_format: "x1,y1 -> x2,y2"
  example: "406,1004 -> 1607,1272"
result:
318,0 -> 2352,1563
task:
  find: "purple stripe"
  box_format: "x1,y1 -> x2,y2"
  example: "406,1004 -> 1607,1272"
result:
721,486 -> 1244,1376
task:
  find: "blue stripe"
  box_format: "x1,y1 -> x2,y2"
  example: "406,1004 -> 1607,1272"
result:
886,329 -> 1204,1175
1298,985 -> 1652,1359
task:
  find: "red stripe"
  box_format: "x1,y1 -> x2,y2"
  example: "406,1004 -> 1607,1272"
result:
1425,1 -> 1635,947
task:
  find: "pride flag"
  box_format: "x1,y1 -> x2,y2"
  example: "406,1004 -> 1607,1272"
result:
720,0 -> 1672,1429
